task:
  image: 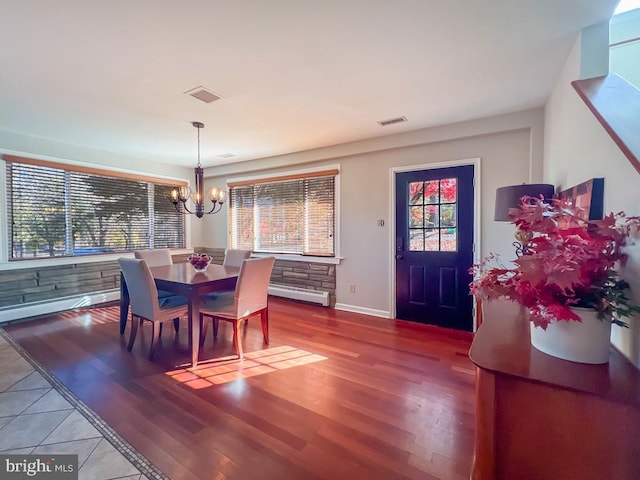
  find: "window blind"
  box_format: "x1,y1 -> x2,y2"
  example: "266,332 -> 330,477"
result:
228,174 -> 335,256
6,160 -> 185,259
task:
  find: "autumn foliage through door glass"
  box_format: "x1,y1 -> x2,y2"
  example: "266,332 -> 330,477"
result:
408,178 -> 457,251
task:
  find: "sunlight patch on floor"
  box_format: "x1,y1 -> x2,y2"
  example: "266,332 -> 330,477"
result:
166,345 -> 328,388
451,365 -> 475,376
55,306 -> 120,326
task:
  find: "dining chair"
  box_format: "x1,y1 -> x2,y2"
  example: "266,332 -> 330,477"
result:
134,248 -> 180,332
118,258 -> 188,360
204,248 -> 252,303
223,248 -> 252,267
134,248 -> 172,267
199,256 -> 275,359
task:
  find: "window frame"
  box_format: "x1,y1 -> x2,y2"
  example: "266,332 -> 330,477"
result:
227,164 -> 341,265
1,154 -> 189,264
407,177 -> 459,252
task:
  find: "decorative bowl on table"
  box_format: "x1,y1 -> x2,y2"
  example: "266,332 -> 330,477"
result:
188,253 -> 212,272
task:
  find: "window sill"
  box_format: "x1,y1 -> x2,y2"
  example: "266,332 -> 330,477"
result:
251,253 -> 342,265
0,248 -> 195,271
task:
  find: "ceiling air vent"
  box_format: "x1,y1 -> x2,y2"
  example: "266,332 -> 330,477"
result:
377,116 -> 407,127
218,153 -> 236,159
184,86 -> 222,104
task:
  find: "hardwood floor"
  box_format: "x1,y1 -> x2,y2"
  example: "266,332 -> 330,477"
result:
4,298 -> 476,480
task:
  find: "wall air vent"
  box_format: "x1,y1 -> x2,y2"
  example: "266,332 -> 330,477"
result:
184,86 -> 222,104
377,116 -> 407,127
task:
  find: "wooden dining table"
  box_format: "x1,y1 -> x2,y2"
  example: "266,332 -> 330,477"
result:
119,262 -> 239,367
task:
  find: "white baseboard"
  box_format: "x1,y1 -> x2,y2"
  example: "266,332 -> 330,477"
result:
334,303 -> 391,319
0,289 -> 120,324
1,291 -> 392,324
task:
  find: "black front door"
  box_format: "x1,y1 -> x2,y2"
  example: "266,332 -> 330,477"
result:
395,165 -> 474,331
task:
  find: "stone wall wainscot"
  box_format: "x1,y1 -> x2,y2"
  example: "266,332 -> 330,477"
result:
0,249 -> 336,314
0,260 -> 121,309
197,248 -> 336,307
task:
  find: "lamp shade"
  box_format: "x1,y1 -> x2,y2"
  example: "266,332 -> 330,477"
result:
494,183 -> 555,221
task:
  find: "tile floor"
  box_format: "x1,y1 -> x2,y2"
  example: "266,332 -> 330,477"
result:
0,331 -> 154,480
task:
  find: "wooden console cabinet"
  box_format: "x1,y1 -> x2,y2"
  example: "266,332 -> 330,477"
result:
469,302 -> 640,480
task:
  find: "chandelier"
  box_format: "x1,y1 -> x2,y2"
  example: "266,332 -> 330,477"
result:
170,121 -> 227,218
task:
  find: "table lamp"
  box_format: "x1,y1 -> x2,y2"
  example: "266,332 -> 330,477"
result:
494,183 -> 554,255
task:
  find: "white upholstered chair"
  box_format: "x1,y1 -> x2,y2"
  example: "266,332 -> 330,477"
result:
222,248 -> 252,267
118,258 -> 188,360
134,248 -> 179,332
203,249 -> 252,303
134,248 -> 173,267
199,256 -> 275,359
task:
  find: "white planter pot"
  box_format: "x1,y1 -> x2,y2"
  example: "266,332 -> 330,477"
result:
529,307 -> 612,364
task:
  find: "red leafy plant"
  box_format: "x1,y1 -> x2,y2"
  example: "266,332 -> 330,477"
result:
470,197 -> 640,329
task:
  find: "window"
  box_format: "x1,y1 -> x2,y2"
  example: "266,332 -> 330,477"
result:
5,156 -> 185,260
408,177 -> 458,252
610,2 -> 640,91
228,169 -> 337,256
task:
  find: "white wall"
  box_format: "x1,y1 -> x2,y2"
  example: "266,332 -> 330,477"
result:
0,105 -> 545,326
199,108 -> 545,318
544,32 -> 640,367
580,21 -> 610,79
0,130 -> 190,180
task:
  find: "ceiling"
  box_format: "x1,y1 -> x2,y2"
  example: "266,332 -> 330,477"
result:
0,1 -> 618,169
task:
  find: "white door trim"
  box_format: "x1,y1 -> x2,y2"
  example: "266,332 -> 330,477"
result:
388,158 -> 482,329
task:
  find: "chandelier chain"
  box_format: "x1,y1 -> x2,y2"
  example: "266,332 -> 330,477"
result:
169,121 -> 227,218
196,123 -> 201,167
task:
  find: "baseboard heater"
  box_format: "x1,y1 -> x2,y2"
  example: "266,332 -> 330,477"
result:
268,284 -> 330,307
